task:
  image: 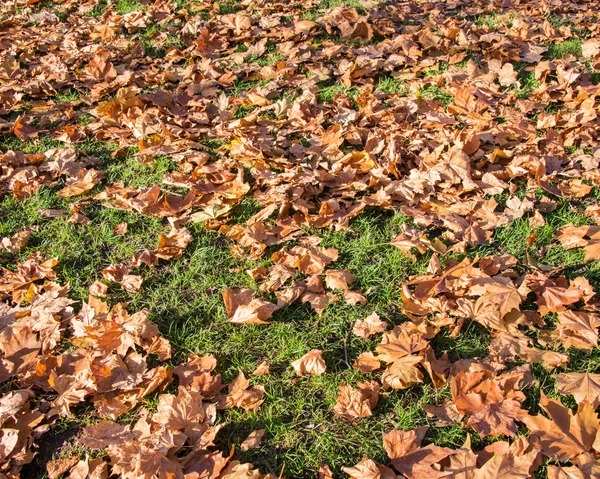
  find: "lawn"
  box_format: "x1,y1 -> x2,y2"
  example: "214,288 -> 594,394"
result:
1,0 -> 600,478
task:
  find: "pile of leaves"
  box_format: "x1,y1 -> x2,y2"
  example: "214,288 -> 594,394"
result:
1,0 -> 600,476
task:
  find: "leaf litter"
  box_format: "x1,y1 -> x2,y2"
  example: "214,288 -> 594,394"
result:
0,0 -> 600,477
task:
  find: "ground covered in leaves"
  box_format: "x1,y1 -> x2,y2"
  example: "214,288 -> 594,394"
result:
1,0 -> 600,477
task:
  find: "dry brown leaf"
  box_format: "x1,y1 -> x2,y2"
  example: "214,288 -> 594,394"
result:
352,313 -> 387,339
291,350 -> 326,376
240,429 -> 265,451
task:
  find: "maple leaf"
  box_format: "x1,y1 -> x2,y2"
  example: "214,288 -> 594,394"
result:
221,371 -> 264,411
189,204 -> 231,223
291,350 -> 326,376
353,352 -> 381,373
334,380 -> 380,420
152,387 -> 206,439
376,328 -> 428,363
547,465 -> 587,479
222,288 -> 279,325
48,371 -> 88,416
489,332 -> 569,371
473,448 -> 539,479
553,310 -> 600,350
555,372 -> 600,408
352,313 -> 387,339
527,273 -> 582,316
342,457 -> 395,479
252,361 -> 269,376
472,280 -> 522,331
523,393 -> 599,461
240,429 -> 265,451
383,426 -> 457,478
381,355 -> 423,390
0,230 -> 30,253
323,269 -> 354,291
46,456 -> 79,479
155,227 -> 192,261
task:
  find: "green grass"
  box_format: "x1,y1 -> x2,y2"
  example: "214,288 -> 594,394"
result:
318,83 -> 359,103
419,85 -> 453,105
84,0 -> 107,17
317,0 -> 366,14
546,38 -> 583,59
374,76 -> 409,95
115,0 -> 146,14
514,70 -> 541,99
54,89 -> 81,104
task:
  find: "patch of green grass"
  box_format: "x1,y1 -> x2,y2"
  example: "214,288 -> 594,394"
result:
475,13 -> 501,28
546,38 -> 583,59
54,89 -> 80,104
419,86 -> 453,106
164,34 -> 185,49
218,0 -> 240,14
140,38 -> 166,58
0,191 -> 164,301
302,10 -> 319,20
115,0 -> 146,14
514,70 -> 540,99
0,136 -> 63,154
317,0 -> 366,15
423,62 -> 449,77
318,83 -> 359,103
84,0 -> 107,17
374,76 -> 409,95
102,150 -> 178,187
249,52 -> 285,67
233,105 -> 257,119
229,79 -> 271,97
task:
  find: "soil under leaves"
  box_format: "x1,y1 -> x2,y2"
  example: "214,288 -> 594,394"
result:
1,0 -> 600,478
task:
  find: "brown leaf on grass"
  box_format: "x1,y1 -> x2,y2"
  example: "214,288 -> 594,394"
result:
155,227 -> 192,261
523,393 -> 599,461
57,169 -> 104,198
46,456 -> 80,479
554,310 -> 600,350
101,263 -> 142,292
342,457 -> 395,479
489,332 -> 570,371
383,426 -> 457,478
89,280 -> 108,298
334,380 -> 380,420
449,363 -> 532,438
547,465 -> 587,479
473,446 -> 539,479
318,465 -> 334,479
173,354 -> 222,398
0,230 -> 31,253
352,313 -> 387,338
252,361 -> 269,376
291,350 -> 326,376
13,115 -> 38,140
325,269 -> 355,292
555,372 -> 600,408
240,429 -> 265,451
353,352 -> 381,373
381,355 -> 423,390
221,371 -> 264,411
422,402 -> 464,427
582,39 -> 600,59
222,288 -> 278,325
527,273 -> 582,316
114,222 -> 128,235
